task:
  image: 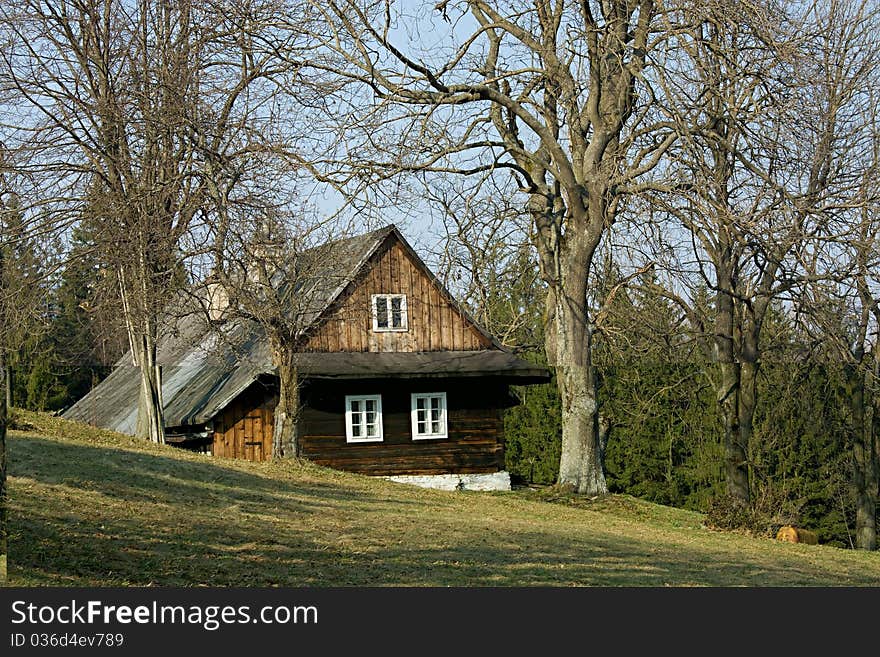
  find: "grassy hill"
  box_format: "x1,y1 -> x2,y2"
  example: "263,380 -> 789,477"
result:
5,410 -> 880,586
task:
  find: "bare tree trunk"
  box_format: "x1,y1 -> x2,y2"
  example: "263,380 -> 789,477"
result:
0,347 -> 8,584
134,336 -> 165,444
555,329 -> 605,495
874,345 -> 880,505
737,320 -> 762,504
552,237 -> 606,496
718,361 -> 748,501
715,267 -> 749,503
4,363 -> 10,410
848,362 -> 877,550
738,360 -> 758,493
273,348 -> 300,459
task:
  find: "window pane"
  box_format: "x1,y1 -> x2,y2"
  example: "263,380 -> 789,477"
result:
413,395 -> 444,436
391,296 -> 402,327
376,297 -> 388,328
349,396 -> 382,441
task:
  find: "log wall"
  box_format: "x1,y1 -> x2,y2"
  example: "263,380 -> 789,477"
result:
298,378 -> 509,476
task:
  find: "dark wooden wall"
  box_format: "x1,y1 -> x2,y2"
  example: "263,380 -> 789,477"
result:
212,382 -> 277,462
297,378 -> 509,476
304,240 -> 492,353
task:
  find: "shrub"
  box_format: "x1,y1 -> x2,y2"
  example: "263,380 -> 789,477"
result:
705,489 -> 803,538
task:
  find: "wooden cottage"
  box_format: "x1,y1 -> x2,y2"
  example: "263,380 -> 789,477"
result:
64,226 -> 549,490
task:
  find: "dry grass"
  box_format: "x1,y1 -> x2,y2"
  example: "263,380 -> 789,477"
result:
5,409 -> 880,586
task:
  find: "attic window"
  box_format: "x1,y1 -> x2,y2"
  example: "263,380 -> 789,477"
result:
345,394 -> 384,443
372,294 -> 408,332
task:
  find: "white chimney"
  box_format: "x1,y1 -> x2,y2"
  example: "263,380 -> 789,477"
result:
204,275 -> 229,321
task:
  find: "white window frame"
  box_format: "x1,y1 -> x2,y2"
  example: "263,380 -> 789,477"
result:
410,392 -> 448,440
371,293 -> 408,332
345,394 -> 384,443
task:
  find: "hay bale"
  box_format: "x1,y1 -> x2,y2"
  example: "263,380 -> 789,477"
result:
776,525 -> 798,543
776,525 -> 818,545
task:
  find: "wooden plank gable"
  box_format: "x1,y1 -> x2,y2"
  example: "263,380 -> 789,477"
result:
303,237 -> 493,353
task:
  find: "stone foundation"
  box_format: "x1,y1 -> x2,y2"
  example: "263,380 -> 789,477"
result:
385,471 -> 511,492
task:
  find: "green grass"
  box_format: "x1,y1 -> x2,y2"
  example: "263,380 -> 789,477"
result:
5,409 -> 880,586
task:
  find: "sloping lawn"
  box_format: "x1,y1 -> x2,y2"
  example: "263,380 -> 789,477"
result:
5,411 -> 880,586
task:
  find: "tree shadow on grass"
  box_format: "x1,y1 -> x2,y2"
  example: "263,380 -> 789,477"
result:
9,434 -> 415,510
5,433 -> 486,586
370,532 -> 854,587
13,504 -> 867,587
7,434 -> 879,587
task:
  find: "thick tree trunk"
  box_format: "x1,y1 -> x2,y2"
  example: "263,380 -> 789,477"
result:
0,348 -> 8,584
535,188 -> 607,496
718,361 -> 748,501
848,363 -> 877,551
4,363 -> 10,410
552,268 -> 607,496
874,347 -> 880,505
273,349 -> 300,459
715,267 -> 749,503
134,336 -> 165,444
556,358 -> 605,495
738,360 -> 759,500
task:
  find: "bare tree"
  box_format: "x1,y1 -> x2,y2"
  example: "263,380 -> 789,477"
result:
639,0 -> 877,504
199,191 -> 356,459
801,1 -> 880,551
423,180 -> 540,350
839,193 -> 880,551
800,114 -> 880,550
0,0 -> 295,443
642,1 -> 792,503
290,0 -> 676,494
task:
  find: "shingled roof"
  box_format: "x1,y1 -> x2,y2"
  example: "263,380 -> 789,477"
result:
63,225 -> 548,433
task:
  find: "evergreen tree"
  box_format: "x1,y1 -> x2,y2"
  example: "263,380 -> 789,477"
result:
41,226 -> 122,411
0,194 -> 49,409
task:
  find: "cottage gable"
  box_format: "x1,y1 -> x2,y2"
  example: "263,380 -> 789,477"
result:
303,235 -> 493,353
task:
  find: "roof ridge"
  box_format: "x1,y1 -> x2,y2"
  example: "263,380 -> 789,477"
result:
300,223 -> 396,254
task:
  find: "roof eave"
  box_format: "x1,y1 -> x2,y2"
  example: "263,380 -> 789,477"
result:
298,370 -> 550,382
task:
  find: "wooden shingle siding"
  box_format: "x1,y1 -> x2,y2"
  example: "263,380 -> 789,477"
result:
297,379 -> 507,476
304,241 -> 491,353
212,383 -> 277,462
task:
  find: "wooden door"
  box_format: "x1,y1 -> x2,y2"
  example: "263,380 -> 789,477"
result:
212,389 -> 275,462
